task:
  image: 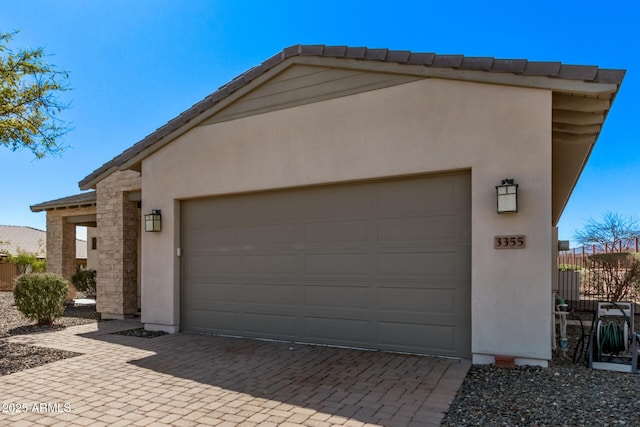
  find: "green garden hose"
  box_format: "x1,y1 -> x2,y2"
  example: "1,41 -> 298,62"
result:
596,301 -> 631,360
597,320 -> 627,358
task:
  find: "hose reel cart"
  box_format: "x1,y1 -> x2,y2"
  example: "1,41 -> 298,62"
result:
588,301 -> 638,373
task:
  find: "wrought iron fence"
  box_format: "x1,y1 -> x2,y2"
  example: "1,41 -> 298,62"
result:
557,238 -> 640,312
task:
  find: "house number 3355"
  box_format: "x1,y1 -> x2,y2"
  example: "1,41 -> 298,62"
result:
494,235 -> 526,249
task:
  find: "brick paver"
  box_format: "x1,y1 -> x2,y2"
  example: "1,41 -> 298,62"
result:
0,320 -> 469,426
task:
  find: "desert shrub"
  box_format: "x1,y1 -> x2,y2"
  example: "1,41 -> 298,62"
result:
71,269 -> 96,296
13,273 -> 68,325
582,253 -> 640,302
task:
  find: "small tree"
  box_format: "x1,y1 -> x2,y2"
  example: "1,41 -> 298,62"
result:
575,213 -> 640,301
575,212 -> 640,252
0,30 -> 71,158
13,272 -> 68,325
6,248 -> 46,274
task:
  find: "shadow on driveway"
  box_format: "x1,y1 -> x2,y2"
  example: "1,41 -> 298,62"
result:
78,321 -> 470,426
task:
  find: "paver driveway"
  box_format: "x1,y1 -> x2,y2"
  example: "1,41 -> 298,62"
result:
1,320 -> 470,426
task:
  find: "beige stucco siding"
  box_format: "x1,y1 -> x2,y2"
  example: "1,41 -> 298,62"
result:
141,77 -> 552,363
86,227 -> 98,270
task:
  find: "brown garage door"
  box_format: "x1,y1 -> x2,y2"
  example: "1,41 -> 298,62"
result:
180,172 -> 471,357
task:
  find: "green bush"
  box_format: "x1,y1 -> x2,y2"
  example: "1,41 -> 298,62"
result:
13,273 -> 68,325
6,249 -> 46,274
71,269 -> 96,296
558,264 -> 581,271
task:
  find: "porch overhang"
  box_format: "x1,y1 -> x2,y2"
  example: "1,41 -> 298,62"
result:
30,191 -> 97,213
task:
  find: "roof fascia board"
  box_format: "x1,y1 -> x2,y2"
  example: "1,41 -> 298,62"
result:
30,203 -> 96,213
292,56 -> 619,95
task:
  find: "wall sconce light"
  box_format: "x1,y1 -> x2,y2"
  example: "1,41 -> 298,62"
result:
496,179 -> 518,213
144,209 -> 162,232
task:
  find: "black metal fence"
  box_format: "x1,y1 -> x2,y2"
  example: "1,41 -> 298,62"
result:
557,239 -> 640,312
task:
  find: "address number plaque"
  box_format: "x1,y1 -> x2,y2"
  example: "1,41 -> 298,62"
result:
494,235 -> 526,249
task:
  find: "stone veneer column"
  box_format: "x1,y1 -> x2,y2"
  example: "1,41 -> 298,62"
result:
96,170 -> 141,319
45,212 -> 77,280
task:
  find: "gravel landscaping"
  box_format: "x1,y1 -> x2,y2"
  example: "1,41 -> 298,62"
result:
0,291 -> 97,376
112,327 -> 168,338
442,318 -> 640,426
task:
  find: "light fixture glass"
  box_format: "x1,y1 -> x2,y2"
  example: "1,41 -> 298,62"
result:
144,209 -> 162,232
496,179 -> 518,213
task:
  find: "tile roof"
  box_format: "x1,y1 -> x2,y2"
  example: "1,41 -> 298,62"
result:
0,225 -> 87,259
78,44 -> 626,190
30,191 -> 96,212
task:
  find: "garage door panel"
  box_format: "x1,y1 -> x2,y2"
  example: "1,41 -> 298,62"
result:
186,227 -> 241,249
376,307 -> 469,324
304,253 -> 371,275
378,251 -> 458,277
304,220 -> 370,243
242,254 -> 298,274
239,186 -> 374,224
305,317 -> 370,344
181,172 -> 471,357
302,305 -> 378,321
304,285 -> 370,309
242,224 -> 297,245
378,322 -> 458,355
291,186 -> 374,221
187,309 -> 240,332
458,248 -> 472,281
378,287 -> 458,313
188,254 -> 241,276
239,195 -> 300,224
241,283 -> 298,305
376,177 -> 463,217
378,215 -> 457,241
187,281 -> 239,303
183,199 -> 238,228
243,313 -> 298,337
458,213 -> 472,242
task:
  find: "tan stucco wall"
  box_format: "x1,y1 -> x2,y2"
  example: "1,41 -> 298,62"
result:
141,77 -> 553,363
86,227 -> 98,271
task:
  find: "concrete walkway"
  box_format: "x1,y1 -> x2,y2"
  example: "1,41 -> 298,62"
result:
0,320 -> 470,426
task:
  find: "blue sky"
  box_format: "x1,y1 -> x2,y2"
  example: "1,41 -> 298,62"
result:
1,1 -> 638,245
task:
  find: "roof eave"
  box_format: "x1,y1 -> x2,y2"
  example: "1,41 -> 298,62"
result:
30,192 -> 97,212
551,77 -> 626,225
